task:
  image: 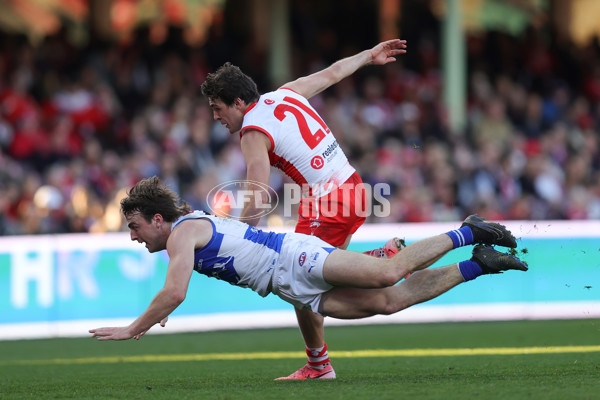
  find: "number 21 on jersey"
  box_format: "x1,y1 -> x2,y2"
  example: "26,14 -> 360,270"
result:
273,96 -> 330,150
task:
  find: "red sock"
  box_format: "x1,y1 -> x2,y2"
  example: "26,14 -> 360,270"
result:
306,343 -> 330,370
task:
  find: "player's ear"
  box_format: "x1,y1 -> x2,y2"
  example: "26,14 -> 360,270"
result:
152,213 -> 164,227
233,97 -> 245,109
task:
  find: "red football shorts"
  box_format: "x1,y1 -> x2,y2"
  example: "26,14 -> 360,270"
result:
295,172 -> 367,247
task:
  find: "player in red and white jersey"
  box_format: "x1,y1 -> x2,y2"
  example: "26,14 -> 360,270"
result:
241,87 -> 355,195
201,39 -> 407,380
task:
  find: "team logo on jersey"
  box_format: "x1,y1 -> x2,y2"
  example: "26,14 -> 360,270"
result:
264,99 -> 275,105
311,155 -> 324,169
309,220 -> 321,229
298,252 -> 307,266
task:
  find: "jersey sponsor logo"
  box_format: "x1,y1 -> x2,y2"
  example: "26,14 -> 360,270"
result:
264,99 -> 275,105
321,140 -> 339,159
298,252 -> 307,266
311,155 -> 324,169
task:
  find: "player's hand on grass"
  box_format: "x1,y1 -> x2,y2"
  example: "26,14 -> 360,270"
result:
89,326 -> 134,341
90,317 -> 169,341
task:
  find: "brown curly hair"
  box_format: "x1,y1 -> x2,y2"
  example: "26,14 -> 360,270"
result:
201,62 -> 260,106
121,176 -> 191,222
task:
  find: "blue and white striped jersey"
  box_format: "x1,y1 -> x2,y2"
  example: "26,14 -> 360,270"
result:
171,210 -> 283,297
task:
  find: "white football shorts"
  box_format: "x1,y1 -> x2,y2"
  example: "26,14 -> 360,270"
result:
271,232 -> 336,315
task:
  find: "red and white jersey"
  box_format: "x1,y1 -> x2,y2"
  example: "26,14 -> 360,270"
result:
241,88 -> 355,196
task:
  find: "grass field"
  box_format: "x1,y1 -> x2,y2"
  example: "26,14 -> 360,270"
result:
1,319 -> 599,399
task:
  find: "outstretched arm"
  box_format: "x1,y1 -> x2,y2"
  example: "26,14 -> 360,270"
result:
89,226 -> 197,340
281,39 -> 407,99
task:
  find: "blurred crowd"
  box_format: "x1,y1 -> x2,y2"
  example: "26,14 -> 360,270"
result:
1,24 -> 599,236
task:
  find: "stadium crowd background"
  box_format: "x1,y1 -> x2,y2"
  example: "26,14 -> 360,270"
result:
1,7 -> 600,235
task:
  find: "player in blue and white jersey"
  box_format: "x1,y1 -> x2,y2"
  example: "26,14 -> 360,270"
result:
90,177 -> 529,375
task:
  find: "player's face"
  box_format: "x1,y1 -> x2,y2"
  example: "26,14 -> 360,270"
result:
208,98 -> 244,134
126,212 -> 165,253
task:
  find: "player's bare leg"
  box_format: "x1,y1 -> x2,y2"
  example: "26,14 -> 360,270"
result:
295,308 -> 325,348
320,265 -> 464,318
320,246 -> 528,318
323,233 -> 454,288
321,246 -> 528,319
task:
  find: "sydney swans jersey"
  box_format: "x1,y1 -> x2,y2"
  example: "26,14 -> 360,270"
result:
172,211 -> 282,297
241,88 -> 355,196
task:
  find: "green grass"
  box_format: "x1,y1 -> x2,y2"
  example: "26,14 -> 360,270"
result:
1,319 -> 599,399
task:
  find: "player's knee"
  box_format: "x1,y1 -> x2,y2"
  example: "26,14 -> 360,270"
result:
379,299 -> 409,315
376,270 -> 397,287
367,295 -> 393,315
374,288 -> 412,315
375,264 -> 408,288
